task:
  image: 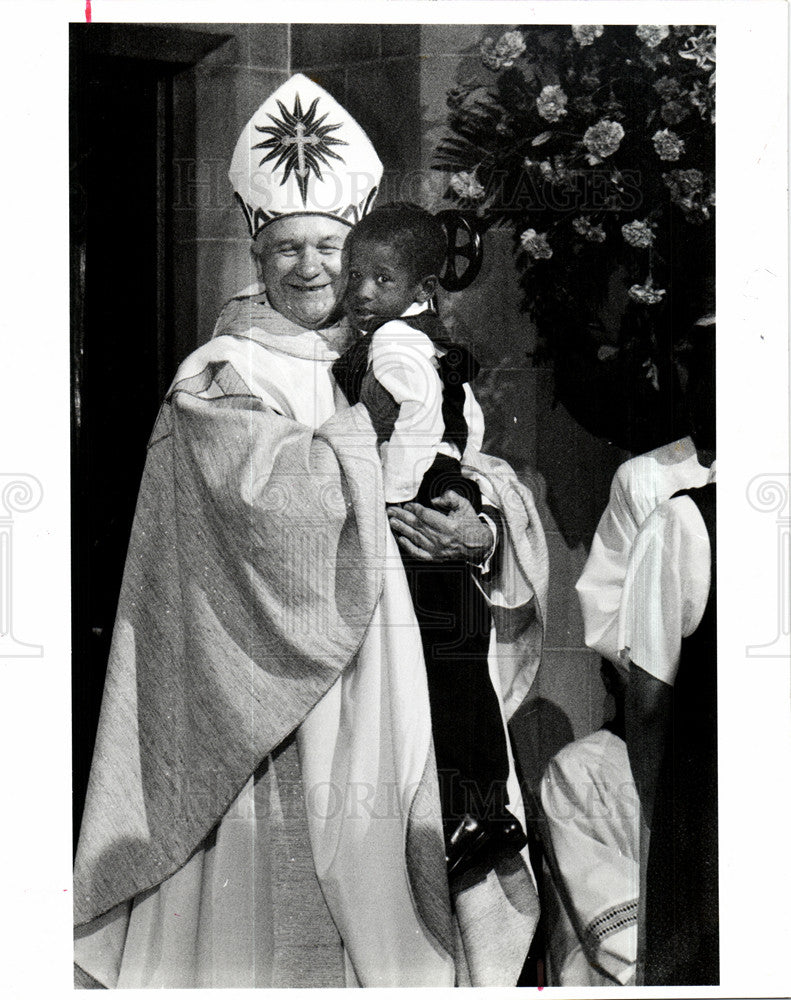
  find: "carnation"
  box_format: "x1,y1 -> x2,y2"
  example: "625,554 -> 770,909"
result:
536,85 -> 568,123
652,128 -> 685,161
499,30 -> 527,62
480,38 -> 503,71
621,220 -> 655,249
520,228 -> 553,259
636,25 -> 670,49
572,216 -> 607,243
583,119 -> 625,163
661,100 -> 690,126
628,278 -> 666,305
449,170 -> 486,201
572,25 -> 604,47
481,29 -> 526,70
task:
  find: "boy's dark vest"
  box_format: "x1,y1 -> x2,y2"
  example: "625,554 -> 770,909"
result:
644,482 -> 718,985
332,312 -> 480,452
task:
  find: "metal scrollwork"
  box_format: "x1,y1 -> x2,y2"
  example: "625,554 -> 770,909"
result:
436,210 -> 484,292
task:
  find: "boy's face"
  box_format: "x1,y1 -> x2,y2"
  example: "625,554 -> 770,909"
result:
345,238 -> 433,332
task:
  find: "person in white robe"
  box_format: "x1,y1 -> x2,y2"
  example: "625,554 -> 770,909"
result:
73,74 -> 548,989
620,319 -> 717,984
539,662 -> 639,986
575,437 -> 711,664
575,314 -> 717,666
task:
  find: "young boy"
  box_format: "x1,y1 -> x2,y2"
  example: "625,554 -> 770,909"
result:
332,203 -> 526,878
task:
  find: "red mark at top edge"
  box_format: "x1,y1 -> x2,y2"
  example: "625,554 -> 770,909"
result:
85,0 -> 92,23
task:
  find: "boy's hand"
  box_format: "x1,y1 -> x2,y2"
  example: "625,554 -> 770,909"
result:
387,490 -> 493,563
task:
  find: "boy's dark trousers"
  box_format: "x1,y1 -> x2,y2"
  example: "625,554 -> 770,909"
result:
398,454 -> 511,828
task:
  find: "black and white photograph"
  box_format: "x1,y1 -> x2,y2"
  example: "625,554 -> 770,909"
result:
0,2 -> 789,997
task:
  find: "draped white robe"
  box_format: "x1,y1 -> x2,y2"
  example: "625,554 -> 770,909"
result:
74,290 -> 548,988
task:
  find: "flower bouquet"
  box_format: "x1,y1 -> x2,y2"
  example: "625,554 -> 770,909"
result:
435,25 -> 715,450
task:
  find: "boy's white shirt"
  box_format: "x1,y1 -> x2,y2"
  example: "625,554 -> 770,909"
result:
367,300 -> 495,572
369,301 -> 485,500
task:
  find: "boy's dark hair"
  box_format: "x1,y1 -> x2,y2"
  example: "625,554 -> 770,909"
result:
349,202 -> 447,281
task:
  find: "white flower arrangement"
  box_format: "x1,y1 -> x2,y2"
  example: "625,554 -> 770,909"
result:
583,119 -> 625,164
652,128 -> 686,161
536,85 -> 568,123
636,25 -> 670,49
449,170 -> 486,201
572,25 -> 604,47
621,220 -> 656,249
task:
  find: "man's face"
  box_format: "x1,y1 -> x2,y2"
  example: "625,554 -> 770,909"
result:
254,216 -> 350,329
345,239 -> 429,333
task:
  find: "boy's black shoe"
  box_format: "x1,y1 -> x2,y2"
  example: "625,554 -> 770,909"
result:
446,815 -> 489,879
445,810 -> 527,881
486,810 -> 528,859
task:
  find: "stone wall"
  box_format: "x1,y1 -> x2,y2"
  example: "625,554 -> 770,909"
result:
171,24 -> 291,350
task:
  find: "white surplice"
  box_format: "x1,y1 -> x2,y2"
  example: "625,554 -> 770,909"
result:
576,437 -> 711,664
540,729 -> 640,986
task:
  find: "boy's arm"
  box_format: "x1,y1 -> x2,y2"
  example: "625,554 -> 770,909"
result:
370,322 -> 444,503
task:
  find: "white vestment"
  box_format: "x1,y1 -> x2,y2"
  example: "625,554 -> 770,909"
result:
540,729 -> 640,986
576,437 -> 712,663
74,289 -> 547,988
618,473 -> 715,685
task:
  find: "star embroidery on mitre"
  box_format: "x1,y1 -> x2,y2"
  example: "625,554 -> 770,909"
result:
252,93 -> 349,205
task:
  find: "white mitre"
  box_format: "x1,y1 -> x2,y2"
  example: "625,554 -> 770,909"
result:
229,73 -> 383,237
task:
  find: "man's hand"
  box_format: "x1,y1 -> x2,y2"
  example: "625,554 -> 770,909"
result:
386,490 -> 494,563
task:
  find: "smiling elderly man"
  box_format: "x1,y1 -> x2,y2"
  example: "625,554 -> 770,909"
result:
73,75 -> 548,989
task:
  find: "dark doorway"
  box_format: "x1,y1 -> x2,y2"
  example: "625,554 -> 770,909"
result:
70,25 -> 227,844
